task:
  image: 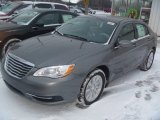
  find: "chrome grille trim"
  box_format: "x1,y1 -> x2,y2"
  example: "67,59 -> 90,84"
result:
4,53 -> 34,79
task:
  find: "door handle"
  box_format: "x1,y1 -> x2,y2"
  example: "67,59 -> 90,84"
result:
147,37 -> 152,41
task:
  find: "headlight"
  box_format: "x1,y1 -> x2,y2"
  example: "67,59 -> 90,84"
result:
33,64 -> 75,78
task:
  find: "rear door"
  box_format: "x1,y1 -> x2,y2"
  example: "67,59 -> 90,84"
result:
132,23 -> 153,66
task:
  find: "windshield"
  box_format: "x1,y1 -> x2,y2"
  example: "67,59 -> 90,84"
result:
9,11 -> 39,25
1,2 -> 19,14
57,17 -> 116,44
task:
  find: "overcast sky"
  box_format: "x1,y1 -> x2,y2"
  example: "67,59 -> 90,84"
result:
62,0 -> 81,3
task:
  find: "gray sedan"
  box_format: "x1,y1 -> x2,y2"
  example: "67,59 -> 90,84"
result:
1,15 -> 157,108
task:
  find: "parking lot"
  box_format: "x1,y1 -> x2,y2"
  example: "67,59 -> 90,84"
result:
0,43 -> 160,120
0,1 -> 159,120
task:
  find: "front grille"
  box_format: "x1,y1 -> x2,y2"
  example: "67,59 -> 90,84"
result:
4,53 -> 34,79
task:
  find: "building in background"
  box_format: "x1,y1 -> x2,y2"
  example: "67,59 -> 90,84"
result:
76,0 -> 112,12
111,0 -> 159,36
112,0 -> 152,21
149,0 -> 160,37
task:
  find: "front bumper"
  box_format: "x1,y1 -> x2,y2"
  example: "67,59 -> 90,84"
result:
1,61 -> 84,104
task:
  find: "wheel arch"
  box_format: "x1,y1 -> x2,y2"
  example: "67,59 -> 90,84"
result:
1,35 -> 22,56
1,35 -> 23,47
96,65 -> 110,87
152,47 -> 156,52
4,35 -> 23,42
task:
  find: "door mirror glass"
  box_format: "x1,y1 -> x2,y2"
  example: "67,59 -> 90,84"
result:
12,11 -> 18,17
118,40 -> 133,48
35,23 -> 44,28
13,11 -> 18,14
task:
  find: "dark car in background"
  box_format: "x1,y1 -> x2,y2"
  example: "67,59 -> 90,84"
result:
0,9 -> 78,56
1,15 -> 157,107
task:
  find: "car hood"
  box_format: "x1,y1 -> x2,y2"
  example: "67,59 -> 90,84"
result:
10,34 -> 106,68
0,22 -> 24,31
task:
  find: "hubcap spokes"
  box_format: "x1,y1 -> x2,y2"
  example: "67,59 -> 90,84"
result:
85,75 -> 103,102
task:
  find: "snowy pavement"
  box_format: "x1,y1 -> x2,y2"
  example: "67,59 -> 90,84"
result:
0,45 -> 160,120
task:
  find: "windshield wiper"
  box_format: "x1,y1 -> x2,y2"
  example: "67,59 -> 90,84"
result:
63,34 -> 88,42
54,30 -> 63,36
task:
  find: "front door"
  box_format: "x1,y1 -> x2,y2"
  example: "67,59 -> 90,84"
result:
28,12 -> 61,37
109,23 -> 139,79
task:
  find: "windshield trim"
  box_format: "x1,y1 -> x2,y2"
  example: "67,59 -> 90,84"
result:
104,25 -> 118,45
25,13 -> 40,25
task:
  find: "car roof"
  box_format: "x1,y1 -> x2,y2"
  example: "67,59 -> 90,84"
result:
90,14 -> 137,23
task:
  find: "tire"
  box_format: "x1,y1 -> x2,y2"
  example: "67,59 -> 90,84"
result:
76,69 -> 106,108
2,38 -> 21,57
140,49 -> 155,71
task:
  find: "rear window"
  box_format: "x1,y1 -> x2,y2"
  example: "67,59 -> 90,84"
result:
62,14 -> 75,23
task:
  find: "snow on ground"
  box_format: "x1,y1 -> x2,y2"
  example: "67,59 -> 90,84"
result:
0,45 -> 160,120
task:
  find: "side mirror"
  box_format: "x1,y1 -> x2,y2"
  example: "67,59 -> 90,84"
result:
119,40 -> 133,47
35,23 -> 44,28
13,11 -> 18,14
12,11 -> 18,17
115,40 -> 133,49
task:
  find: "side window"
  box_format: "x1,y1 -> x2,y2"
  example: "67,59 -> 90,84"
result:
36,13 -> 60,25
34,4 -> 52,9
62,14 -> 75,23
54,5 -> 68,10
136,24 -> 149,38
119,23 -> 135,41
